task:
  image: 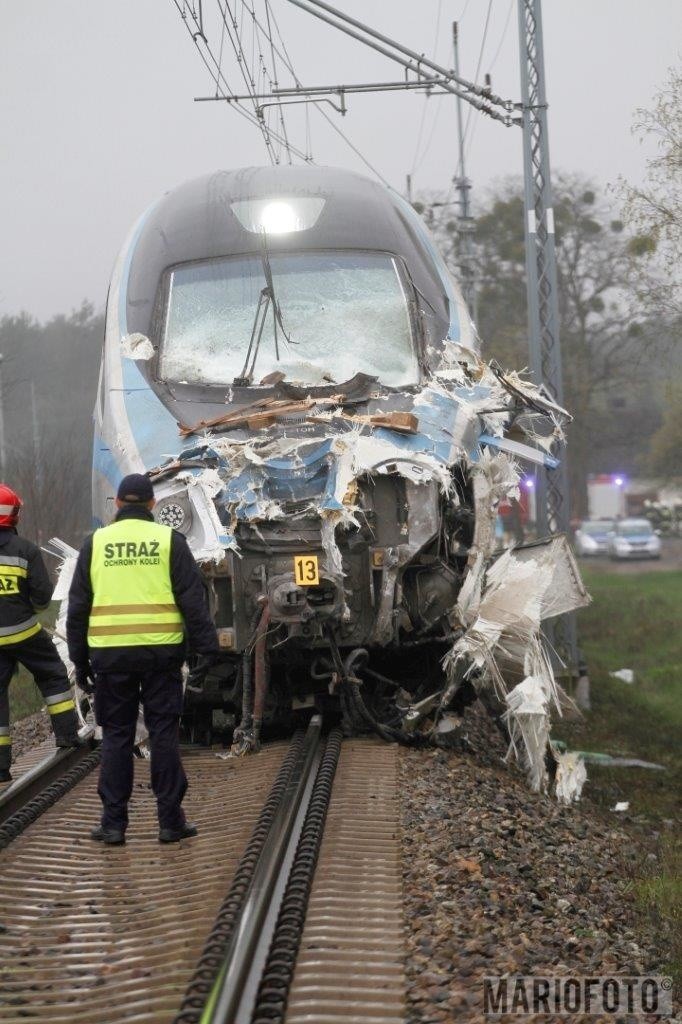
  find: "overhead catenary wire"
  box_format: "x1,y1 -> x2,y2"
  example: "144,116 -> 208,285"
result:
263,0 -> 293,162
288,0 -> 513,111
174,0 -> 514,193
217,0 -> 278,162
171,0 -> 311,162
409,0 -> 443,178
261,0 -> 392,185
458,0 -> 515,180
461,0 -> 494,160
488,0 -> 515,75
433,0 -> 496,233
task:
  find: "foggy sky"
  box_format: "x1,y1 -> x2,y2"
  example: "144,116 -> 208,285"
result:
1,1 -> 680,320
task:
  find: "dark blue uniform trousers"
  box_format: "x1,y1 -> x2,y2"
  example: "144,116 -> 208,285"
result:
0,629 -> 77,771
93,668 -> 187,832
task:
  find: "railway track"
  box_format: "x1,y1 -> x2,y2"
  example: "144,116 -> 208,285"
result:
0,718 -> 406,1024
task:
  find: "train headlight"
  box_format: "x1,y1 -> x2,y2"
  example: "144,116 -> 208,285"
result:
231,196 -> 325,234
155,494 -> 193,535
260,201 -> 297,234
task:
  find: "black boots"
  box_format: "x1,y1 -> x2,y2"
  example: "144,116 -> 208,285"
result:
55,734 -> 87,748
158,822 -> 199,844
90,825 -> 125,845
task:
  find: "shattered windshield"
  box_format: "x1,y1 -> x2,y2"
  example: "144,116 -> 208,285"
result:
160,251 -> 419,387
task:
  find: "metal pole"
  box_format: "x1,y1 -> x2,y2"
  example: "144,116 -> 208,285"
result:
517,0 -> 578,672
285,0 -> 514,124
0,355 -> 6,480
290,0 -> 512,110
452,22 -> 475,319
30,379 -> 40,474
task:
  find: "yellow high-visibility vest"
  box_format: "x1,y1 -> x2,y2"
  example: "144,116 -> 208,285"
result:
88,519 -> 184,648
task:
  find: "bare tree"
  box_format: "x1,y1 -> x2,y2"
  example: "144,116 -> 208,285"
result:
6,425 -> 91,549
423,176 -> 666,515
616,65 -> 682,320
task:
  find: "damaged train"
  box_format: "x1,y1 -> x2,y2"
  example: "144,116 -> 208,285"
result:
86,165 -> 589,793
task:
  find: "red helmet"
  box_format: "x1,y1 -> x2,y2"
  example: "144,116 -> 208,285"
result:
0,485 -> 22,528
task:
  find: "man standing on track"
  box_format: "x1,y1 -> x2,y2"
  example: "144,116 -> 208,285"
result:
66,473 -> 219,846
0,483 -> 80,782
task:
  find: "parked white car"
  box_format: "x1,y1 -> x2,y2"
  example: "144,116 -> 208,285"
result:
607,519 -> 661,560
574,520 -> 614,557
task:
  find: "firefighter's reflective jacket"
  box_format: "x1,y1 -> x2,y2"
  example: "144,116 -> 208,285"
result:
0,528 -> 53,646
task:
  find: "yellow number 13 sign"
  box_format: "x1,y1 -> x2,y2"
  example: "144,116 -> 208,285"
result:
293,555 -> 320,586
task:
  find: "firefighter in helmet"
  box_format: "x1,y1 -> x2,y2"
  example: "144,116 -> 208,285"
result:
0,483 -> 80,781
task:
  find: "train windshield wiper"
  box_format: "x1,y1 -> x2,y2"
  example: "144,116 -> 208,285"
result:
233,235 -> 293,387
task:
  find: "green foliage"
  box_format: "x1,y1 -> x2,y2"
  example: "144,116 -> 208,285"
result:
579,216 -> 601,235
555,567 -> 682,988
424,174 -> 674,515
627,233 -> 658,256
647,379 -> 682,477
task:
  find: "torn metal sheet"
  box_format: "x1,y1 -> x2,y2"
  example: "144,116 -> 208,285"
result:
479,432 -> 560,469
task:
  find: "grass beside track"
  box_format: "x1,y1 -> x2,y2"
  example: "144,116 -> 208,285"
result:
556,567 -> 682,988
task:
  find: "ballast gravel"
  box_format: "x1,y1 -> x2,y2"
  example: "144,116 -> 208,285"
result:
400,705 -> 675,1023
10,711 -> 53,760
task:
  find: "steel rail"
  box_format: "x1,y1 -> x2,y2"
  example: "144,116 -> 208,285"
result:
200,715 -> 323,1024
175,729 -> 308,1023
251,727 -> 343,1023
0,728 -> 97,829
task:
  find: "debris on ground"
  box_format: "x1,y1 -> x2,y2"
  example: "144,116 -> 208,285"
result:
610,668 -> 635,683
401,727 -> 675,1023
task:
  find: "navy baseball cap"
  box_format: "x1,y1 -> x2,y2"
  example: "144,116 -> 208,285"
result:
116,473 -> 154,503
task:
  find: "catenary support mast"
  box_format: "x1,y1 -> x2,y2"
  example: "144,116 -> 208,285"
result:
518,0 -> 578,669
452,21 -> 476,321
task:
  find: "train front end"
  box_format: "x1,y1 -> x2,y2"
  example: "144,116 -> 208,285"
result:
95,166 -> 587,778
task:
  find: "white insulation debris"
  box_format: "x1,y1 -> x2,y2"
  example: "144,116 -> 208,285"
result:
47,538 -> 149,744
553,748 -> 589,805
609,668 -> 635,684
121,333 -> 154,361
445,533 -> 590,796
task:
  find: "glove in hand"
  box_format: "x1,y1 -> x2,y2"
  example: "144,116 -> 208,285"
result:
186,652 -> 219,688
75,667 -> 95,695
